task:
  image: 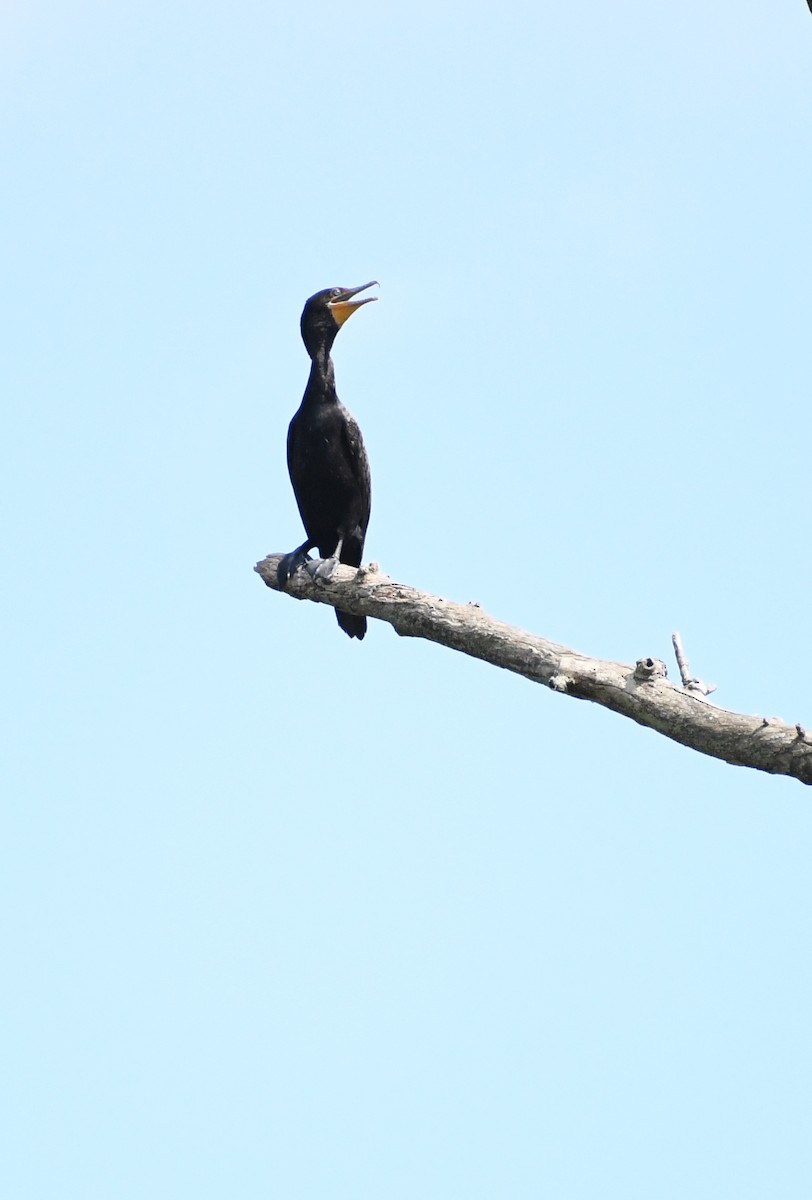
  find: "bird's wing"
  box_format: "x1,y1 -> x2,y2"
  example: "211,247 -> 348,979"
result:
341,410 -> 372,523
286,414 -> 299,476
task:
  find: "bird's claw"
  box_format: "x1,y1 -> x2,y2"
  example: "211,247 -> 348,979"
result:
277,548 -> 312,586
306,555 -> 339,582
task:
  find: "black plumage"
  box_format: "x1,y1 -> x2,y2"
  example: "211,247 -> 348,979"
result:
277,283 -> 377,639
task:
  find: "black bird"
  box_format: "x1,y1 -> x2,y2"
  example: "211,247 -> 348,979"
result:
277,282 -> 377,639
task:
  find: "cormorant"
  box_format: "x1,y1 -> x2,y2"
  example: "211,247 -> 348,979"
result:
277,282 -> 377,639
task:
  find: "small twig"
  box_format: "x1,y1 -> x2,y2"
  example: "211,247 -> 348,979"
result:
672,631 -> 716,698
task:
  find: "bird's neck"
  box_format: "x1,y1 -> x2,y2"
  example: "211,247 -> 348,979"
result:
304,347 -> 337,401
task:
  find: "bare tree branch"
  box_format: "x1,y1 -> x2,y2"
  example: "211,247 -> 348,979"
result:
255,554 -> 812,786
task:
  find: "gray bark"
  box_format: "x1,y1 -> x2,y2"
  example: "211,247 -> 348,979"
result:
255,554 -> 812,787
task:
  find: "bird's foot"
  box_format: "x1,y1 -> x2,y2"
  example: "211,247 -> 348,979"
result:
277,547 -> 313,586
306,555 -> 339,582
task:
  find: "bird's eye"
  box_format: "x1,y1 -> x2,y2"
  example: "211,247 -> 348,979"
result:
331,288 -> 342,298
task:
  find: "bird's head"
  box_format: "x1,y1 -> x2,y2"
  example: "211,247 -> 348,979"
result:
300,282 -> 378,358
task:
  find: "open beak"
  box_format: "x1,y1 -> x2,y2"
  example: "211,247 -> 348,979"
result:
328,281 -> 379,327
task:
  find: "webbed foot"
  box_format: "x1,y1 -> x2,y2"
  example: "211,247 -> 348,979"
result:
306,555 -> 339,581
277,546 -> 313,586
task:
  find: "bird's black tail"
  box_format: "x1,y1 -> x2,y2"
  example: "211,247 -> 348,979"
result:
334,534 -> 366,639
336,609 -> 366,640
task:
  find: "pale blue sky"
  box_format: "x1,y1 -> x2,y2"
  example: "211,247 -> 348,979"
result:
3,3 -> 812,1197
